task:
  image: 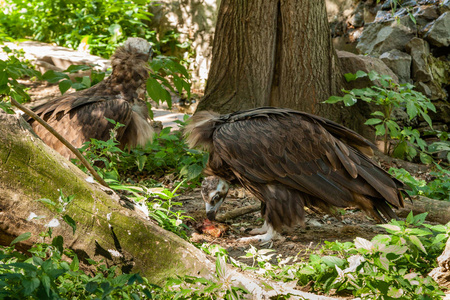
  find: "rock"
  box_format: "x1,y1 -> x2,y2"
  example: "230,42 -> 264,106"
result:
405,37 -> 432,82
337,50 -> 399,89
381,0 -> 417,10
416,80 -> 448,101
424,12 -> 450,47
391,107 -> 418,127
413,5 -> 440,26
440,0 -> 450,13
349,2 -> 365,28
380,49 -> 412,83
356,15 -> 416,56
429,101 -> 450,123
416,81 -> 433,97
374,10 -> 393,22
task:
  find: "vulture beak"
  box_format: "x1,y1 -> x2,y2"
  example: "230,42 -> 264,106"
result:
201,176 -> 229,221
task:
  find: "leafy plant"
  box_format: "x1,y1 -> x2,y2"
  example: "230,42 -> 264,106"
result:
0,0 -> 155,58
147,55 -> 192,109
325,70 -> 437,163
227,213 -> 447,299
390,166 -> 450,201
42,64 -> 107,95
0,45 -> 41,112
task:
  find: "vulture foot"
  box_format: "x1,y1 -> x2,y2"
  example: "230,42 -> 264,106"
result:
238,224 -> 275,243
248,221 -> 268,235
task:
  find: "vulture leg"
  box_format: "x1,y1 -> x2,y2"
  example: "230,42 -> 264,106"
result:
238,223 -> 276,243
248,221 -> 269,235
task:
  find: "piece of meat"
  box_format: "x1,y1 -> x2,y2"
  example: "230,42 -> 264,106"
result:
195,219 -> 228,237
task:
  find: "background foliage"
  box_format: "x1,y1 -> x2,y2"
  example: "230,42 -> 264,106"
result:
0,0 -> 155,58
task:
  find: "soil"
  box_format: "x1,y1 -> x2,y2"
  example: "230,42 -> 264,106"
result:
175,186 -> 388,266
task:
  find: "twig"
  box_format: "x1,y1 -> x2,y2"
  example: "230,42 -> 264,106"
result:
11,98 -> 110,188
216,204 -> 261,222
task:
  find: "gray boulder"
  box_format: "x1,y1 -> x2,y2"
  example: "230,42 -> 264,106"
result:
356,16 -> 416,56
337,50 -> 399,89
424,12 -> 450,47
405,37 -> 432,82
413,5 -> 440,27
380,49 -> 412,84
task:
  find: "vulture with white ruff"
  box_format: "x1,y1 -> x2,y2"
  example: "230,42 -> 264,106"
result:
27,37 -> 154,159
185,107 -> 406,243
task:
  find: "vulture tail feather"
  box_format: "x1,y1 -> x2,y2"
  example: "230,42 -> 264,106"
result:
184,111 -> 220,152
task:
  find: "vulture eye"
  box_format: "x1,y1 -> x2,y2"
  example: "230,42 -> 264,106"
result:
211,194 -> 220,203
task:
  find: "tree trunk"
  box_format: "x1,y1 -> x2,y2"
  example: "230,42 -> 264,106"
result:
0,111 -> 342,299
197,0 -> 345,123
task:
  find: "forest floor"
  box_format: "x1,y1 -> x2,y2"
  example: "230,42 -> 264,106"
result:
23,79 -> 437,296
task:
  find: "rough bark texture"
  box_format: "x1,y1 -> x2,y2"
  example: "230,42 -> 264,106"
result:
0,111 -> 214,284
197,0 -> 345,124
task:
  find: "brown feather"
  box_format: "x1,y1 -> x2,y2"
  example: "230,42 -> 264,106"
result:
27,37 -> 154,159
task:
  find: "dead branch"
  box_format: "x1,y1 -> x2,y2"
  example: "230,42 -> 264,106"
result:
10,98 -> 109,188
216,204 -> 261,222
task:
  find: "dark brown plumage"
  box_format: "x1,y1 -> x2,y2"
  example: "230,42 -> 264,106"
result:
185,107 -> 407,242
27,37 -> 154,159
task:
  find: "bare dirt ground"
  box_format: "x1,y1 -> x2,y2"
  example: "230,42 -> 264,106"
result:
176,186 -> 389,266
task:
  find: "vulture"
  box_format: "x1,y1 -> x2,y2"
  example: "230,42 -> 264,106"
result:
185,107 -> 407,243
27,37 -> 154,159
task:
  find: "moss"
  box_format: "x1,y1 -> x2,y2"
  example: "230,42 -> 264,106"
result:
0,114 -> 213,284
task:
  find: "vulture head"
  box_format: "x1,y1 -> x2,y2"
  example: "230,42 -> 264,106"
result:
27,37 -> 154,159
185,107 -> 407,243
201,176 -> 229,220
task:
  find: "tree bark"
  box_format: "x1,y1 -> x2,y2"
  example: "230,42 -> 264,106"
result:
197,0 -> 345,123
0,111 -> 341,299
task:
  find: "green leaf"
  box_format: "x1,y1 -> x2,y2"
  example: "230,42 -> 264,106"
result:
70,254 -> 79,271
43,70 -> 69,83
375,124 -> 386,136
52,235 -> 64,253
186,164 -> 203,181
22,277 -> 40,295
419,153 -> 433,164
324,95 -> 342,104
408,235 -> 427,254
81,76 -> 91,88
355,70 -> 368,79
342,94 -> 357,106
63,215 -> 77,234
344,73 -> 357,82
0,70 -> 7,86
41,274 -> 51,296
136,155 -> 147,172
10,232 -> 31,245
379,224 -> 401,233
321,256 -> 345,268
421,111 -> 433,128
64,65 -> 91,73
59,79 -> 72,95
371,111 -> 385,117
146,77 -> 166,105
406,101 -> 418,119
365,118 -> 382,125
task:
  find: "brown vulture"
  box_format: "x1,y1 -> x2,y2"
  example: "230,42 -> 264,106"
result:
27,37 -> 154,159
185,107 -> 407,243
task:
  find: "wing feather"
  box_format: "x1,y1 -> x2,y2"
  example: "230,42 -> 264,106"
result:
30,97 -> 132,159
211,108 -> 405,224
